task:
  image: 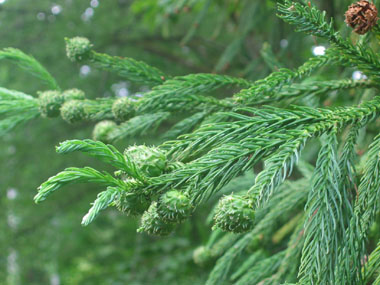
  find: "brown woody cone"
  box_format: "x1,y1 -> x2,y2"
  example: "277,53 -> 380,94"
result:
345,1 -> 378,34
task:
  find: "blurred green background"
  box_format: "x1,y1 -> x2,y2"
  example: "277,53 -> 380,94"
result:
0,0 -> 356,284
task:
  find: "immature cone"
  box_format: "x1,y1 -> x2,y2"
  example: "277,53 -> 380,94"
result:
38,90 -> 65,117
137,202 -> 175,236
112,97 -> 135,121
60,100 -> 86,123
157,190 -> 192,223
62,88 -> 86,101
193,246 -> 213,266
92,120 -> 117,143
213,194 -> 255,233
124,145 -> 166,177
65,37 -> 93,62
114,191 -> 151,216
345,1 -> 378,34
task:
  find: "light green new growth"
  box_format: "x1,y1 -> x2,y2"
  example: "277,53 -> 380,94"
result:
65,37 -> 166,85
0,48 -> 60,90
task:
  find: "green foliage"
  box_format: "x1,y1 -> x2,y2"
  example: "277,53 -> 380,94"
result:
82,186 -> 121,226
56,139 -> 145,180
108,112 -> 170,142
5,0 -> 380,284
365,240 -> 380,284
65,37 -> 166,85
34,167 -> 124,203
0,87 -> 40,135
299,130 -> 348,284
0,48 -> 59,90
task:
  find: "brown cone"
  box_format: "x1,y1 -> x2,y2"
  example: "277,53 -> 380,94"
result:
345,1 -> 378,34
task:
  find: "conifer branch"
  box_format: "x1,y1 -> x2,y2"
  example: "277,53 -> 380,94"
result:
136,73 -> 250,114
335,125 -> 362,283
299,130 -> 349,284
163,111 -> 208,140
34,167 -> 124,203
0,48 -> 60,90
0,88 -> 40,135
234,53 -> 337,104
355,133 -> 380,232
207,181 -> 308,284
234,251 -> 286,285
56,139 -> 145,181
108,112 -> 170,142
347,133 -> 380,278
278,1 -> 380,79
65,37 -> 166,85
365,240 -> 380,283
81,186 -> 122,226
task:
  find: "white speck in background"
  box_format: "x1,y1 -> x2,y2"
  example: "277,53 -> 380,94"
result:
37,12 -> 46,21
352,71 -> 367,80
82,7 -> 94,21
280,39 -> 289,49
51,4 -> 62,15
91,0 -> 99,8
7,188 -> 18,200
80,65 -> 91,77
312,45 -> 326,56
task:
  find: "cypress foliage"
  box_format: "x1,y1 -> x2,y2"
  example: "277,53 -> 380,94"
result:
4,0 -> 380,283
